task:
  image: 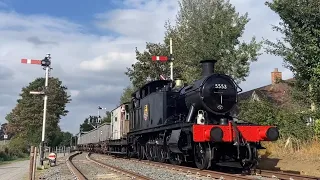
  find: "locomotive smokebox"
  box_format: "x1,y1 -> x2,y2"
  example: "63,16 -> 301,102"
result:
200,60 -> 217,77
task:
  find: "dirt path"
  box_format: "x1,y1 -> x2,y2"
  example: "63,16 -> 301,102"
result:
0,160 -> 29,180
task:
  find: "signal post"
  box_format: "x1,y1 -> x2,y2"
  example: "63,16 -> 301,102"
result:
21,53 -> 52,167
151,38 -> 174,80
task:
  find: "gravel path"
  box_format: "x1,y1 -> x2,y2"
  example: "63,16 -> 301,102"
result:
91,154 -> 216,180
72,152 -> 133,179
37,156 -> 74,180
0,160 -> 29,180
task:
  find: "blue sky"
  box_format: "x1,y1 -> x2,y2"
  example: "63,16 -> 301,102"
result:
0,0 -> 290,134
0,0 -> 125,35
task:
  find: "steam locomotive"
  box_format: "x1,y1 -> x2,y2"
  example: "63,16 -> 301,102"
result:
77,60 -> 279,170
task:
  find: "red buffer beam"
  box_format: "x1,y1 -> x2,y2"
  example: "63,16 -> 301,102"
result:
152,56 -> 168,62
21,59 -> 42,65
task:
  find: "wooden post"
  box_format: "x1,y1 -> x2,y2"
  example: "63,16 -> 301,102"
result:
29,146 -> 34,180
32,147 -> 37,180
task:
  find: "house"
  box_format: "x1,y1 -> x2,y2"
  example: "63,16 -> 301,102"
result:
232,68 -> 315,125
237,68 -> 294,105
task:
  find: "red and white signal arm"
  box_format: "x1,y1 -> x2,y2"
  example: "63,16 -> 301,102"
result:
48,153 -> 56,160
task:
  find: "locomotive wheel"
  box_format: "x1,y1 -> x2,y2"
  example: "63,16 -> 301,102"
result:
157,146 -> 166,163
240,145 -> 258,171
137,143 -> 144,160
169,152 -> 183,165
194,143 -> 211,170
145,144 -> 153,161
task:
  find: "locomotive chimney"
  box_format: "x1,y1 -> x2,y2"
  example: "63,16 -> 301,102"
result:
200,60 -> 217,77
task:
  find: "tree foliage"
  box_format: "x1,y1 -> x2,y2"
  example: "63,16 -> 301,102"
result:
164,0 -> 262,84
238,97 -> 314,141
126,43 -> 170,88
126,0 -> 262,87
51,131 -> 73,147
6,77 -> 71,147
264,0 -> 320,106
120,86 -> 134,104
80,115 -> 99,132
101,111 -> 112,124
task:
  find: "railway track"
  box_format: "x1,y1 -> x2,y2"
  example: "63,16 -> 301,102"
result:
66,152 -> 87,180
91,153 -> 254,180
90,153 -> 320,180
66,151 -> 152,180
254,169 -> 320,180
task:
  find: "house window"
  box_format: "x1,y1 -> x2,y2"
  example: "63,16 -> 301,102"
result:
126,114 -> 129,120
115,117 -> 117,122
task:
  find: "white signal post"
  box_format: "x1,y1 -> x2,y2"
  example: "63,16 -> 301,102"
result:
21,53 -> 52,167
151,38 -> 174,81
169,38 -> 173,80
98,106 -> 107,124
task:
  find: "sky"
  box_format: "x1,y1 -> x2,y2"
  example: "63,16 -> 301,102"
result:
0,0 -> 293,134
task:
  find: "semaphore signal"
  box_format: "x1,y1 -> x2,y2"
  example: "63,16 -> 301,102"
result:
21,53 -> 52,167
151,38 -> 174,80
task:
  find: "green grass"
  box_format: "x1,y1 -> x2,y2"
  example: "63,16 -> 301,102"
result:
0,156 -> 29,165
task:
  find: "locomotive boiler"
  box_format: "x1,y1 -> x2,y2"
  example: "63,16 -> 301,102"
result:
77,59 -> 280,171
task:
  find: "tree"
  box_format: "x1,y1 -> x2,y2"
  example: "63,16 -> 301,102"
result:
79,116 -> 99,132
120,85 -> 134,104
6,77 -> 71,147
126,43 -> 170,88
163,0 -> 262,84
56,131 -> 73,147
264,0 -> 320,106
101,111 -> 112,124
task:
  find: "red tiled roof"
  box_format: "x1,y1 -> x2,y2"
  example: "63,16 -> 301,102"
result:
238,78 -> 296,107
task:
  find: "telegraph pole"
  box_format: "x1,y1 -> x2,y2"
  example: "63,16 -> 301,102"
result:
21,53 -> 52,167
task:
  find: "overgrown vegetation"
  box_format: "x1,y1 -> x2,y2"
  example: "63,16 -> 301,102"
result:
238,83 -> 320,157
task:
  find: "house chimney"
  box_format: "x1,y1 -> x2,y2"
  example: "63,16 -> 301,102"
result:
271,68 -> 282,84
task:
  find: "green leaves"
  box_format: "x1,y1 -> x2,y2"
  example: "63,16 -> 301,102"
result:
125,0 -> 262,88
126,43 -> 170,88
238,97 -> 313,140
164,0 -> 262,84
120,86 -> 134,104
6,77 -> 71,147
264,0 -> 320,106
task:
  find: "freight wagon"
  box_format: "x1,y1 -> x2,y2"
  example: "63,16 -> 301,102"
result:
77,103 -> 130,154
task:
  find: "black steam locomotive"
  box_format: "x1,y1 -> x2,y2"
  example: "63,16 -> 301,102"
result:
125,60 -> 279,170
78,60 -> 279,171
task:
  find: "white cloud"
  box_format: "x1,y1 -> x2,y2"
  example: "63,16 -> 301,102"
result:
95,0 -> 178,42
80,52 -> 136,72
69,90 -> 80,98
0,0 -> 291,134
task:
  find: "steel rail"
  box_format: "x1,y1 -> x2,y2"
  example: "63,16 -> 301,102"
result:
87,153 -> 153,180
255,169 -> 320,180
66,152 -> 87,180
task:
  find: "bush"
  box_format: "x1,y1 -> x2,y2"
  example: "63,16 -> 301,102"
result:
238,98 -> 314,141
